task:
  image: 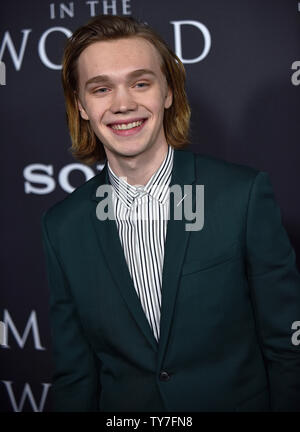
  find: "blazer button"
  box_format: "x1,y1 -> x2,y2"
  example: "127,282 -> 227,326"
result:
159,371 -> 171,381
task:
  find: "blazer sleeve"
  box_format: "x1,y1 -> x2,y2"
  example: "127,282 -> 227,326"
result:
41,211 -> 101,412
246,171 -> 300,411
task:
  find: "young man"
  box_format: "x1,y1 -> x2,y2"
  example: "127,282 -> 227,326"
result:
42,15 -> 300,412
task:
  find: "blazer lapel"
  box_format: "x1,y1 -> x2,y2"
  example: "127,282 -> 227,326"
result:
90,164 -> 158,351
157,149 -> 196,369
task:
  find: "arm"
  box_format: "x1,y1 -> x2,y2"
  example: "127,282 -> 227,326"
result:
42,211 -> 101,412
246,172 -> 300,411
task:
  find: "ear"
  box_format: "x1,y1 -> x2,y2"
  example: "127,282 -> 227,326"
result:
164,86 -> 173,110
76,94 -> 89,120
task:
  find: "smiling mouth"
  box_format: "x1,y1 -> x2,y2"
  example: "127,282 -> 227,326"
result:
108,119 -> 147,131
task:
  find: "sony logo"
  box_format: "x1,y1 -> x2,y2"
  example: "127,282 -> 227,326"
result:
23,162 -> 104,194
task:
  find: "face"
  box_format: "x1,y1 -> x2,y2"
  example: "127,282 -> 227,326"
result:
76,37 -> 172,163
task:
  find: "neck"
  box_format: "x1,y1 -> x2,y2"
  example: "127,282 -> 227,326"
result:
107,143 -> 169,186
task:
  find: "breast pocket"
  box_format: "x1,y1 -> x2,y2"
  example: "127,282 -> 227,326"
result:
181,242 -> 243,277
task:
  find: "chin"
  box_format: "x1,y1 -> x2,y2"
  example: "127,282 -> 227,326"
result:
117,143 -> 149,156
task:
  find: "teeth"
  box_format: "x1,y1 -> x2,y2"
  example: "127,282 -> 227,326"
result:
111,120 -> 143,130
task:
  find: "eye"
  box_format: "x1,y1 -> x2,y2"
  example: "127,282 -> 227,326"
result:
135,82 -> 149,89
93,87 -> 109,94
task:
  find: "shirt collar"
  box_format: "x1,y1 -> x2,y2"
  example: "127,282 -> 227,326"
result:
107,146 -> 174,209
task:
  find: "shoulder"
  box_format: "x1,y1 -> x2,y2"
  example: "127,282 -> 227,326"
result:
177,148 -> 261,185
196,151 -> 258,180
173,149 -> 266,209
42,169 -> 103,233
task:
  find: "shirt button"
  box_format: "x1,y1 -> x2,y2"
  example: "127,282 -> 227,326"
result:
159,371 -> 171,381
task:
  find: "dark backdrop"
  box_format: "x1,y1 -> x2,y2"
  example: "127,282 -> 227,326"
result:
0,0 -> 299,412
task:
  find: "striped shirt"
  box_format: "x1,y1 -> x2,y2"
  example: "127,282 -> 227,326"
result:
107,145 -> 174,341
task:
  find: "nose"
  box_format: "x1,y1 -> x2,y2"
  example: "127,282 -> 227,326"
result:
110,87 -> 138,114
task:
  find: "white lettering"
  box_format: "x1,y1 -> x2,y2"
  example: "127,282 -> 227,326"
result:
1,381 -> 51,412
2,310 -> 45,350
24,164 -> 56,195
38,27 -> 72,70
96,184 -> 115,221
23,163 -> 103,195
171,20 -> 211,64
0,61 -> 6,85
86,0 -> 99,16
122,0 -> 131,15
0,321 -> 7,346
58,163 -> 95,193
291,61 -> 300,86
103,0 -> 117,15
0,30 -> 32,71
60,2 -> 74,18
96,163 -> 105,171
184,185 -> 205,232
50,3 -> 56,19
291,321 -> 300,346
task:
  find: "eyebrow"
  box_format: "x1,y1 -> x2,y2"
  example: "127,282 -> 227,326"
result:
85,69 -> 156,88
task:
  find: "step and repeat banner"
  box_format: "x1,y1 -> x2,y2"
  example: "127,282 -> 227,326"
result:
0,0 -> 299,412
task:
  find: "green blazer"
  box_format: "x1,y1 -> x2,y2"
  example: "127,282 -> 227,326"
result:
42,149 -> 300,412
